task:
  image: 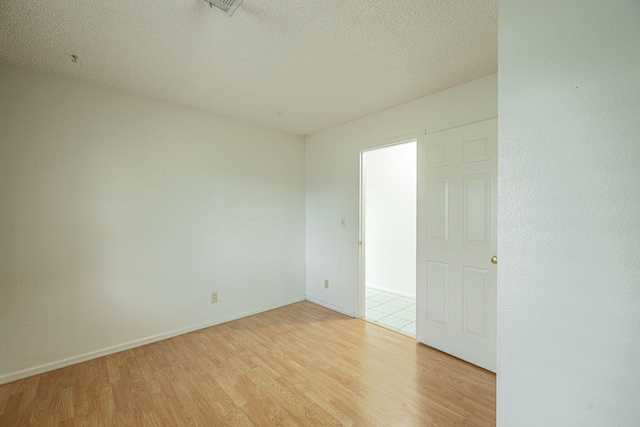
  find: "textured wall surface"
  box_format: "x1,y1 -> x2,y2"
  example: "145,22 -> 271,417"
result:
0,63 -> 306,383
306,75 -> 497,316
498,1 -> 640,425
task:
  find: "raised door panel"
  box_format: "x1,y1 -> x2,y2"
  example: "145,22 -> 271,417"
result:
427,144 -> 448,168
426,261 -> 449,326
427,179 -> 449,242
463,174 -> 491,246
462,266 -> 490,342
463,137 -> 491,163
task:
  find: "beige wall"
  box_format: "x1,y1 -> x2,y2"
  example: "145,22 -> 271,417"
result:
305,74 -> 497,315
0,62 -> 307,383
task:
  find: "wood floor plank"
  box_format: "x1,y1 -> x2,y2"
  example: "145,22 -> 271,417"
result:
0,301 -> 495,426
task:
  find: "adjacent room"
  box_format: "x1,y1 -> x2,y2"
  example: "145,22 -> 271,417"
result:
1,0 -> 639,425
362,141 -> 417,336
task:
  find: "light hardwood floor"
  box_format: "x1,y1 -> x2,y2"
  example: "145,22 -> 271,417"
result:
0,301 -> 495,426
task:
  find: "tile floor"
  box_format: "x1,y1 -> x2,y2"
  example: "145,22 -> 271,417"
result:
365,288 -> 416,336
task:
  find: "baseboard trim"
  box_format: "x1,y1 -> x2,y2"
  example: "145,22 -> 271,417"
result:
0,296 -> 306,385
305,296 -> 356,318
366,284 -> 416,299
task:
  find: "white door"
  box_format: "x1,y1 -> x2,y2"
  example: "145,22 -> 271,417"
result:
416,119 -> 497,372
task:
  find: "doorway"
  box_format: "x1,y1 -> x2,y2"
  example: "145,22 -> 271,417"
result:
361,140 -> 417,336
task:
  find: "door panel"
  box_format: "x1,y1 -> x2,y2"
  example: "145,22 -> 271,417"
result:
426,261 -> 449,326
462,266 -> 490,341
427,179 -> 449,241
416,119 -> 497,372
464,174 -> 491,246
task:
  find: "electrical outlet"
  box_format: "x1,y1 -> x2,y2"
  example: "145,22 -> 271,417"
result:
324,280 -> 329,289
210,292 -> 218,304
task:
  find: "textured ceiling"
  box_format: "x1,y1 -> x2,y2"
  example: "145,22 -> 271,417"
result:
0,0 -> 497,136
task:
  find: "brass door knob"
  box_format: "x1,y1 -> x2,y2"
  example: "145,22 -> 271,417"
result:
491,255 -> 498,265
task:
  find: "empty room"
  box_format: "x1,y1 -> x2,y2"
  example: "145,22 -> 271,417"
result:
1,0 -> 639,426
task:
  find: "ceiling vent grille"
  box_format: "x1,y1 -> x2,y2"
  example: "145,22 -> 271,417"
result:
203,0 -> 244,16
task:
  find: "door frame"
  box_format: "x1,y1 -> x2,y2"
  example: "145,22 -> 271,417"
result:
357,131 -> 424,319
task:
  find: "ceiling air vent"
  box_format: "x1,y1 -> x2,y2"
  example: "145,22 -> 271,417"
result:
203,0 -> 244,16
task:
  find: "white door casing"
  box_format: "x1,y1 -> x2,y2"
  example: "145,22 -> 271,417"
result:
416,119 -> 497,372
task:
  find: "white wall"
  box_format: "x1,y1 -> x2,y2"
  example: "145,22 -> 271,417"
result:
498,2 -> 640,425
363,142 -> 416,297
0,62 -> 306,383
306,75 -> 497,316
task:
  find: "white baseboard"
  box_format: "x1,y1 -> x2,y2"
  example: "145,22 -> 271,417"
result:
0,296 -> 306,386
305,296 -> 356,318
366,284 -> 416,299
